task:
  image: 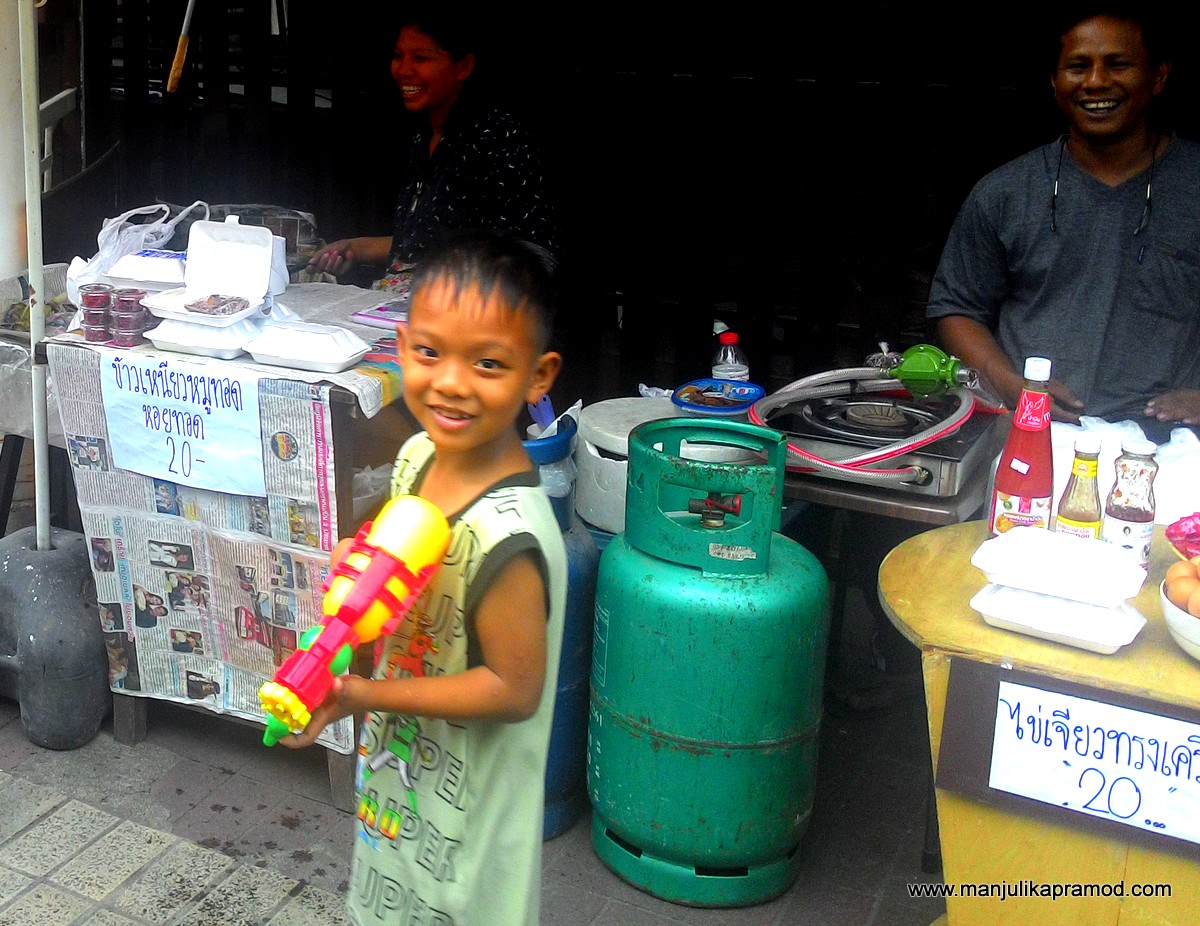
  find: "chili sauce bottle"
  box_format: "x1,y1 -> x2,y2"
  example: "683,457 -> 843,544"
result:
1054,432 -> 1102,539
1100,438 -> 1158,569
987,357 -> 1054,537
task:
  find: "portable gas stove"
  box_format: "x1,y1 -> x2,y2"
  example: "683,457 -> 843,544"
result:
766,391 -> 1002,498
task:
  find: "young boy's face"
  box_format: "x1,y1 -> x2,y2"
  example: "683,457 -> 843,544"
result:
399,276 -> 560,460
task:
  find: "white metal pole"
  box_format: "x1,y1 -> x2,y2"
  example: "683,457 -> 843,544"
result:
18,0 -> 51,550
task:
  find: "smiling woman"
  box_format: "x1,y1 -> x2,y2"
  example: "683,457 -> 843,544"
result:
304,12 -> 560,299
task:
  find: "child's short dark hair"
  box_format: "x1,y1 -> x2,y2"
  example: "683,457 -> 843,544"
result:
412,230 -> 558,350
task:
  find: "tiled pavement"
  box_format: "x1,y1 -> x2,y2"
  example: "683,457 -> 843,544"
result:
0,588 -> 946,926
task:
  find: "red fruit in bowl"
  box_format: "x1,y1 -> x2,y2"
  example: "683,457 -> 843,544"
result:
1166,512 -> 1200,561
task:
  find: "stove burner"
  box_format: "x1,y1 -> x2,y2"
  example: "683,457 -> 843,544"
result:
799,397 -> 945,446
844,403 -> 912,431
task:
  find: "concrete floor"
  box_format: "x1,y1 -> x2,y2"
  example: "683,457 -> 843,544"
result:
0,582 -> 946,926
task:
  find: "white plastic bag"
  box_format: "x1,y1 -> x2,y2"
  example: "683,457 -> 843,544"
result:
66,200 -> 209,307
525,401 -> 583,499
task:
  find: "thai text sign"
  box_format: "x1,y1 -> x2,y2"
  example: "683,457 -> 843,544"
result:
100,353 -> 266,496
990,680 -> 1200,846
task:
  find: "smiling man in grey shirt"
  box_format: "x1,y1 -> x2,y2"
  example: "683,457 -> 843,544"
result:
927,5 -> 1200,439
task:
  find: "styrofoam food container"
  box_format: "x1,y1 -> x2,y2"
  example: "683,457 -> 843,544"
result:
142,216 -> 273,327
574,397 -> 758,534
970,526 -> 1147,608
105,248 -> 187,292
1160,581 -> 1200,663
145,315 -> 268,360
244,320 -> 369,373
970,583 -> 1146,654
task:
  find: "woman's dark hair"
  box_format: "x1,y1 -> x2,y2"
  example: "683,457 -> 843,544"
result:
397,11 -> 481,63
412,230 -> 558,349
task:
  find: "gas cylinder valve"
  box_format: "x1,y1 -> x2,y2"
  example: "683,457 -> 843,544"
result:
687,492 -> 742,528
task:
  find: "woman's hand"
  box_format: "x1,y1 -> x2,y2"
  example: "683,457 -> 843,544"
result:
1145,389 -> 1200,426
305,236 -> 392,276
306,239 -> 357,276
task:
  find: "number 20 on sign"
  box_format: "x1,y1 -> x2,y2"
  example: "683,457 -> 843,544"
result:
988,681 -> 1200,844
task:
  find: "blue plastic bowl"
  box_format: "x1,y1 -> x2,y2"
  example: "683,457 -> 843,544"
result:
523,414 -> 578,465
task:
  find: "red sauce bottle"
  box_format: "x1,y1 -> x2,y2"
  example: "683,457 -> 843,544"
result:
988,357 -> 1054,537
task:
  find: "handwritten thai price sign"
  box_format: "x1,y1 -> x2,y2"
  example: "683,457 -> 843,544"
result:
100,353 -> 266,496
989,681 -> 1200,844
936,660 -> 1200,859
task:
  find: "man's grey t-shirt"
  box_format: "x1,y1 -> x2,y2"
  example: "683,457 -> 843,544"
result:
927,136 -> 1200,421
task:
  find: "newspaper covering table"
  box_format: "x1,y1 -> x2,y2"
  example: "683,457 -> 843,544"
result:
45,336 -> 380,754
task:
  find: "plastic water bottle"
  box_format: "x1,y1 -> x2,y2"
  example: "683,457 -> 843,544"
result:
712,331 -> 749,381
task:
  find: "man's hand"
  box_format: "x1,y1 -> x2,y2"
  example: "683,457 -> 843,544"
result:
1046,379 -> 1085,424
1145,389 -> 1200,426
981,367 -> 1083,423
935,317 -> 1087,422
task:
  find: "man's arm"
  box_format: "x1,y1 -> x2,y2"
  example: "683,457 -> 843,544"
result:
937,316 -> 1084,422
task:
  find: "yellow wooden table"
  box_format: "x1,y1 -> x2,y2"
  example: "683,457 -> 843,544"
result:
879,522 -> 1200,926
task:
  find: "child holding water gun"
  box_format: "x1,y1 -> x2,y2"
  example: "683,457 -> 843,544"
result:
281,230 -> 566,925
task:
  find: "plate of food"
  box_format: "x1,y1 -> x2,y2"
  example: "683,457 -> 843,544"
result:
142,289 -> 267,327
142,216 -> 273,327
671,378 -> 765,418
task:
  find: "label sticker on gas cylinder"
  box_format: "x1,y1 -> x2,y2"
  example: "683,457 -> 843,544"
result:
592,602 -> 609,687
708,543 -> 757,561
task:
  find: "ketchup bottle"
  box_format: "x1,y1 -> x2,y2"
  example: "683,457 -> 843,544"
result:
987,357 -> 1054,537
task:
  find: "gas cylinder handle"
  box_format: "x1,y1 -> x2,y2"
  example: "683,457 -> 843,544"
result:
634,418 -> 788,475
625,419 -> 788,576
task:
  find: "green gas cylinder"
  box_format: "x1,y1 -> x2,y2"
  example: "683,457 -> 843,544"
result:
587,418 -> 830,907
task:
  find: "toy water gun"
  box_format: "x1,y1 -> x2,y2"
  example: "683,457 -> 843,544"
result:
259,495 -> 451,746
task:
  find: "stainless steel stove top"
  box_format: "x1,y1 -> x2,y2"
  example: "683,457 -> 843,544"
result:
767,394 -> 1002,498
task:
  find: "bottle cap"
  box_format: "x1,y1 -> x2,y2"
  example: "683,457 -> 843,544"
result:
1074,432 -> 1102,454
1120,437 -> 1157,456
1023,357 -> 1052,381
718,331 -> 739,346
